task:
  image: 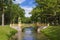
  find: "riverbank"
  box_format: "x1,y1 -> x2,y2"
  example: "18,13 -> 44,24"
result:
0,25 -> 17,40
41,26 -> 60,40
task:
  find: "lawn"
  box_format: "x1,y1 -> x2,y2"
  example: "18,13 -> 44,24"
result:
0,25 -> 17,40
41,26 -> 60,40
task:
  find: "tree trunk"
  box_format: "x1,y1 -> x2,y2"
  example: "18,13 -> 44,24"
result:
2,8 -> 4,26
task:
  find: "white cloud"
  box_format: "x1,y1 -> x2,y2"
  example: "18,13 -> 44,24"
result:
13,0 -> 25,4
21,6 -> 34,17
13,0 -> 36,17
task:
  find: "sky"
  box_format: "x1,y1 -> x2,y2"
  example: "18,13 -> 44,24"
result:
13,0 -> 36,17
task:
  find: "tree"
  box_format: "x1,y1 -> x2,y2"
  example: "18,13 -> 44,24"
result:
10,4 -> 25,23
0,0 -> 25,26
30,0 -> 60,25
1,0 -> 8,26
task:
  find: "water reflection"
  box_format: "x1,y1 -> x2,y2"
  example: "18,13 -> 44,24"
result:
22,32 -> 36,40
22,27 -> 36,40
24,29 -> 33,35
16,27 -> 49,40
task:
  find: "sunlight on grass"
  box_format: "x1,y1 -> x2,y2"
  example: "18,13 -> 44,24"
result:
0,26 -> 17,40
41,26 -> 60,40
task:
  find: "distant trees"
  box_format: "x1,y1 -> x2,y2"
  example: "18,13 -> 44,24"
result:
31,0 -> 60,26
21,17 -> 32,23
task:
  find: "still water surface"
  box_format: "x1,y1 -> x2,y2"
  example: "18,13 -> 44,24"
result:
16,30 -> 49,40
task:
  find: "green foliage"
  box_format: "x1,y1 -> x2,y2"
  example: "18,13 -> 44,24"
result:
10,4 -> 25,23
31,7 -> 41,22
41,26 -> 60,40
0,0 -> 25,24
21,17 -> 32,23
0,26 -> 17,40
31,0 -> 60,25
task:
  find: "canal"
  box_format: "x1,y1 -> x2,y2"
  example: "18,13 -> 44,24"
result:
13,27 -> 49,40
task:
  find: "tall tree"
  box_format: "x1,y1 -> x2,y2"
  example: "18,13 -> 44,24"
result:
1,0 -> 12,26
10,4 -> 25,24
31,0 -> 60,25
0,0 -> 25,26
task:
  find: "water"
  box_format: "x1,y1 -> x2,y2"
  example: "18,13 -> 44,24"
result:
22,34 -> 36,40
12,27 -> 49,40
16,31 -> 49,40
22,33 -> 49,40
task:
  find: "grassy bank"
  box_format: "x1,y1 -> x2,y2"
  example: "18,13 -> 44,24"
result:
0,25 -> 17,40
41,26 -> 60,40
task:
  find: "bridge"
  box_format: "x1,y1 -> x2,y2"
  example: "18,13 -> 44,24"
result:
10,17 -> 49,32
10,23 -> 49,33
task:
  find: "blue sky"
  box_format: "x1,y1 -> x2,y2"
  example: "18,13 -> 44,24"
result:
13,0 -> 36,17
20,0 -> 36,7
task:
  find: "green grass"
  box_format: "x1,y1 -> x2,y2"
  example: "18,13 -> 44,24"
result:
0,25 -> 17,40
41,26 -> 60,40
